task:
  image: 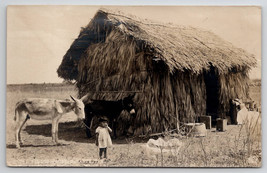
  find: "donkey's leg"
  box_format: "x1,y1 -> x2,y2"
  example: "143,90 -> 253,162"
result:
51,119 -> 57,144
15,112 -> 27,148
54,118 -> 60,144
18,114 -> 30,145
85,114 -> 93,138
15,121 -> 22,148
112,120 -> 117,139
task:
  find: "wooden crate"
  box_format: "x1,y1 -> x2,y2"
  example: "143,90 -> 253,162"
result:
199,116 -> 212,129
216,118 -> 227,132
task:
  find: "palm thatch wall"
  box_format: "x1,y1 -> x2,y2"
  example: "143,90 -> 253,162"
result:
57,9 -> 256,136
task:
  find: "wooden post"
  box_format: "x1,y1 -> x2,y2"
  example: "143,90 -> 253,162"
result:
176,114 -> 180,133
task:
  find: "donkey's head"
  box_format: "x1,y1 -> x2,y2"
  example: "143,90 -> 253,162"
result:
70,95 -> 85,120
122,94 -> 136,115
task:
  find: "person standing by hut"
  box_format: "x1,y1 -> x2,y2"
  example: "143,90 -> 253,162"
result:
95,117 -> 112,159
229,99 -> 241,124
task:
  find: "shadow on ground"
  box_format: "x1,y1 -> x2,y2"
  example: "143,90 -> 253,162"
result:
24,122 -> 147,145
6,143 -> 69,149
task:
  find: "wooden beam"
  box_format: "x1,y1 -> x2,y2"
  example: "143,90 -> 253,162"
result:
85,91 -> 143,93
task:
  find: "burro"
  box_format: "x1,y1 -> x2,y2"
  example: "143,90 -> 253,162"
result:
14,95 -> 86,148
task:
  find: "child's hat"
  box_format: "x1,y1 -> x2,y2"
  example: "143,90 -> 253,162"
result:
99,117 -> 109,122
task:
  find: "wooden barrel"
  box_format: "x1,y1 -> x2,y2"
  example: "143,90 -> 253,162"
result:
185,123 -> 207,137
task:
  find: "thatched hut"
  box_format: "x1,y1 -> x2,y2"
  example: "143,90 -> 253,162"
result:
57,9 -> 256,136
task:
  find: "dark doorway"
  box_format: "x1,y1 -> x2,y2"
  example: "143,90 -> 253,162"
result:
204,66 -> 220,120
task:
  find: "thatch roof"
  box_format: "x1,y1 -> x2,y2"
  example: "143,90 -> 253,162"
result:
57,9 -> 256,80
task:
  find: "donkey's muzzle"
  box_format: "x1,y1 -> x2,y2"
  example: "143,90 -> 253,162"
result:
130,109 -> 136,115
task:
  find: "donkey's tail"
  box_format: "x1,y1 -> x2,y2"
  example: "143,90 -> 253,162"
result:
14,108 -> 18,121
14,102 -> 21,121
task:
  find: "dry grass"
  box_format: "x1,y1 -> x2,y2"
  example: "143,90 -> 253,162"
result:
6,83 -> 261,167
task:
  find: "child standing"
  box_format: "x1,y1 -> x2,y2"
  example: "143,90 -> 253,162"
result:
95,117 -> 112,159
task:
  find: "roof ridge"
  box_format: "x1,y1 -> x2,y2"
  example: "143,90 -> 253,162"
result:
99,8 -> 190,30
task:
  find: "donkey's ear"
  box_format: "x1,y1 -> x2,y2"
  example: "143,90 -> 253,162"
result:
80,94 -> 89,102
55,100 -> 63,113
130,93 -> 136,98
70,95 -> 76,102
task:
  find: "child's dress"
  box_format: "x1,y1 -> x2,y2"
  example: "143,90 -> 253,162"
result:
96,126 -> 112,148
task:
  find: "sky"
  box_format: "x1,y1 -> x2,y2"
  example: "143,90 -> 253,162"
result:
7,6 -> 261,84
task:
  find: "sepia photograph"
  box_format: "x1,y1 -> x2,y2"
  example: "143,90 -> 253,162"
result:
6,6 -> 261,167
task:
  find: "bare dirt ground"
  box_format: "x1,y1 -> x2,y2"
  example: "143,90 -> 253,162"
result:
6,83 -> 261,167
